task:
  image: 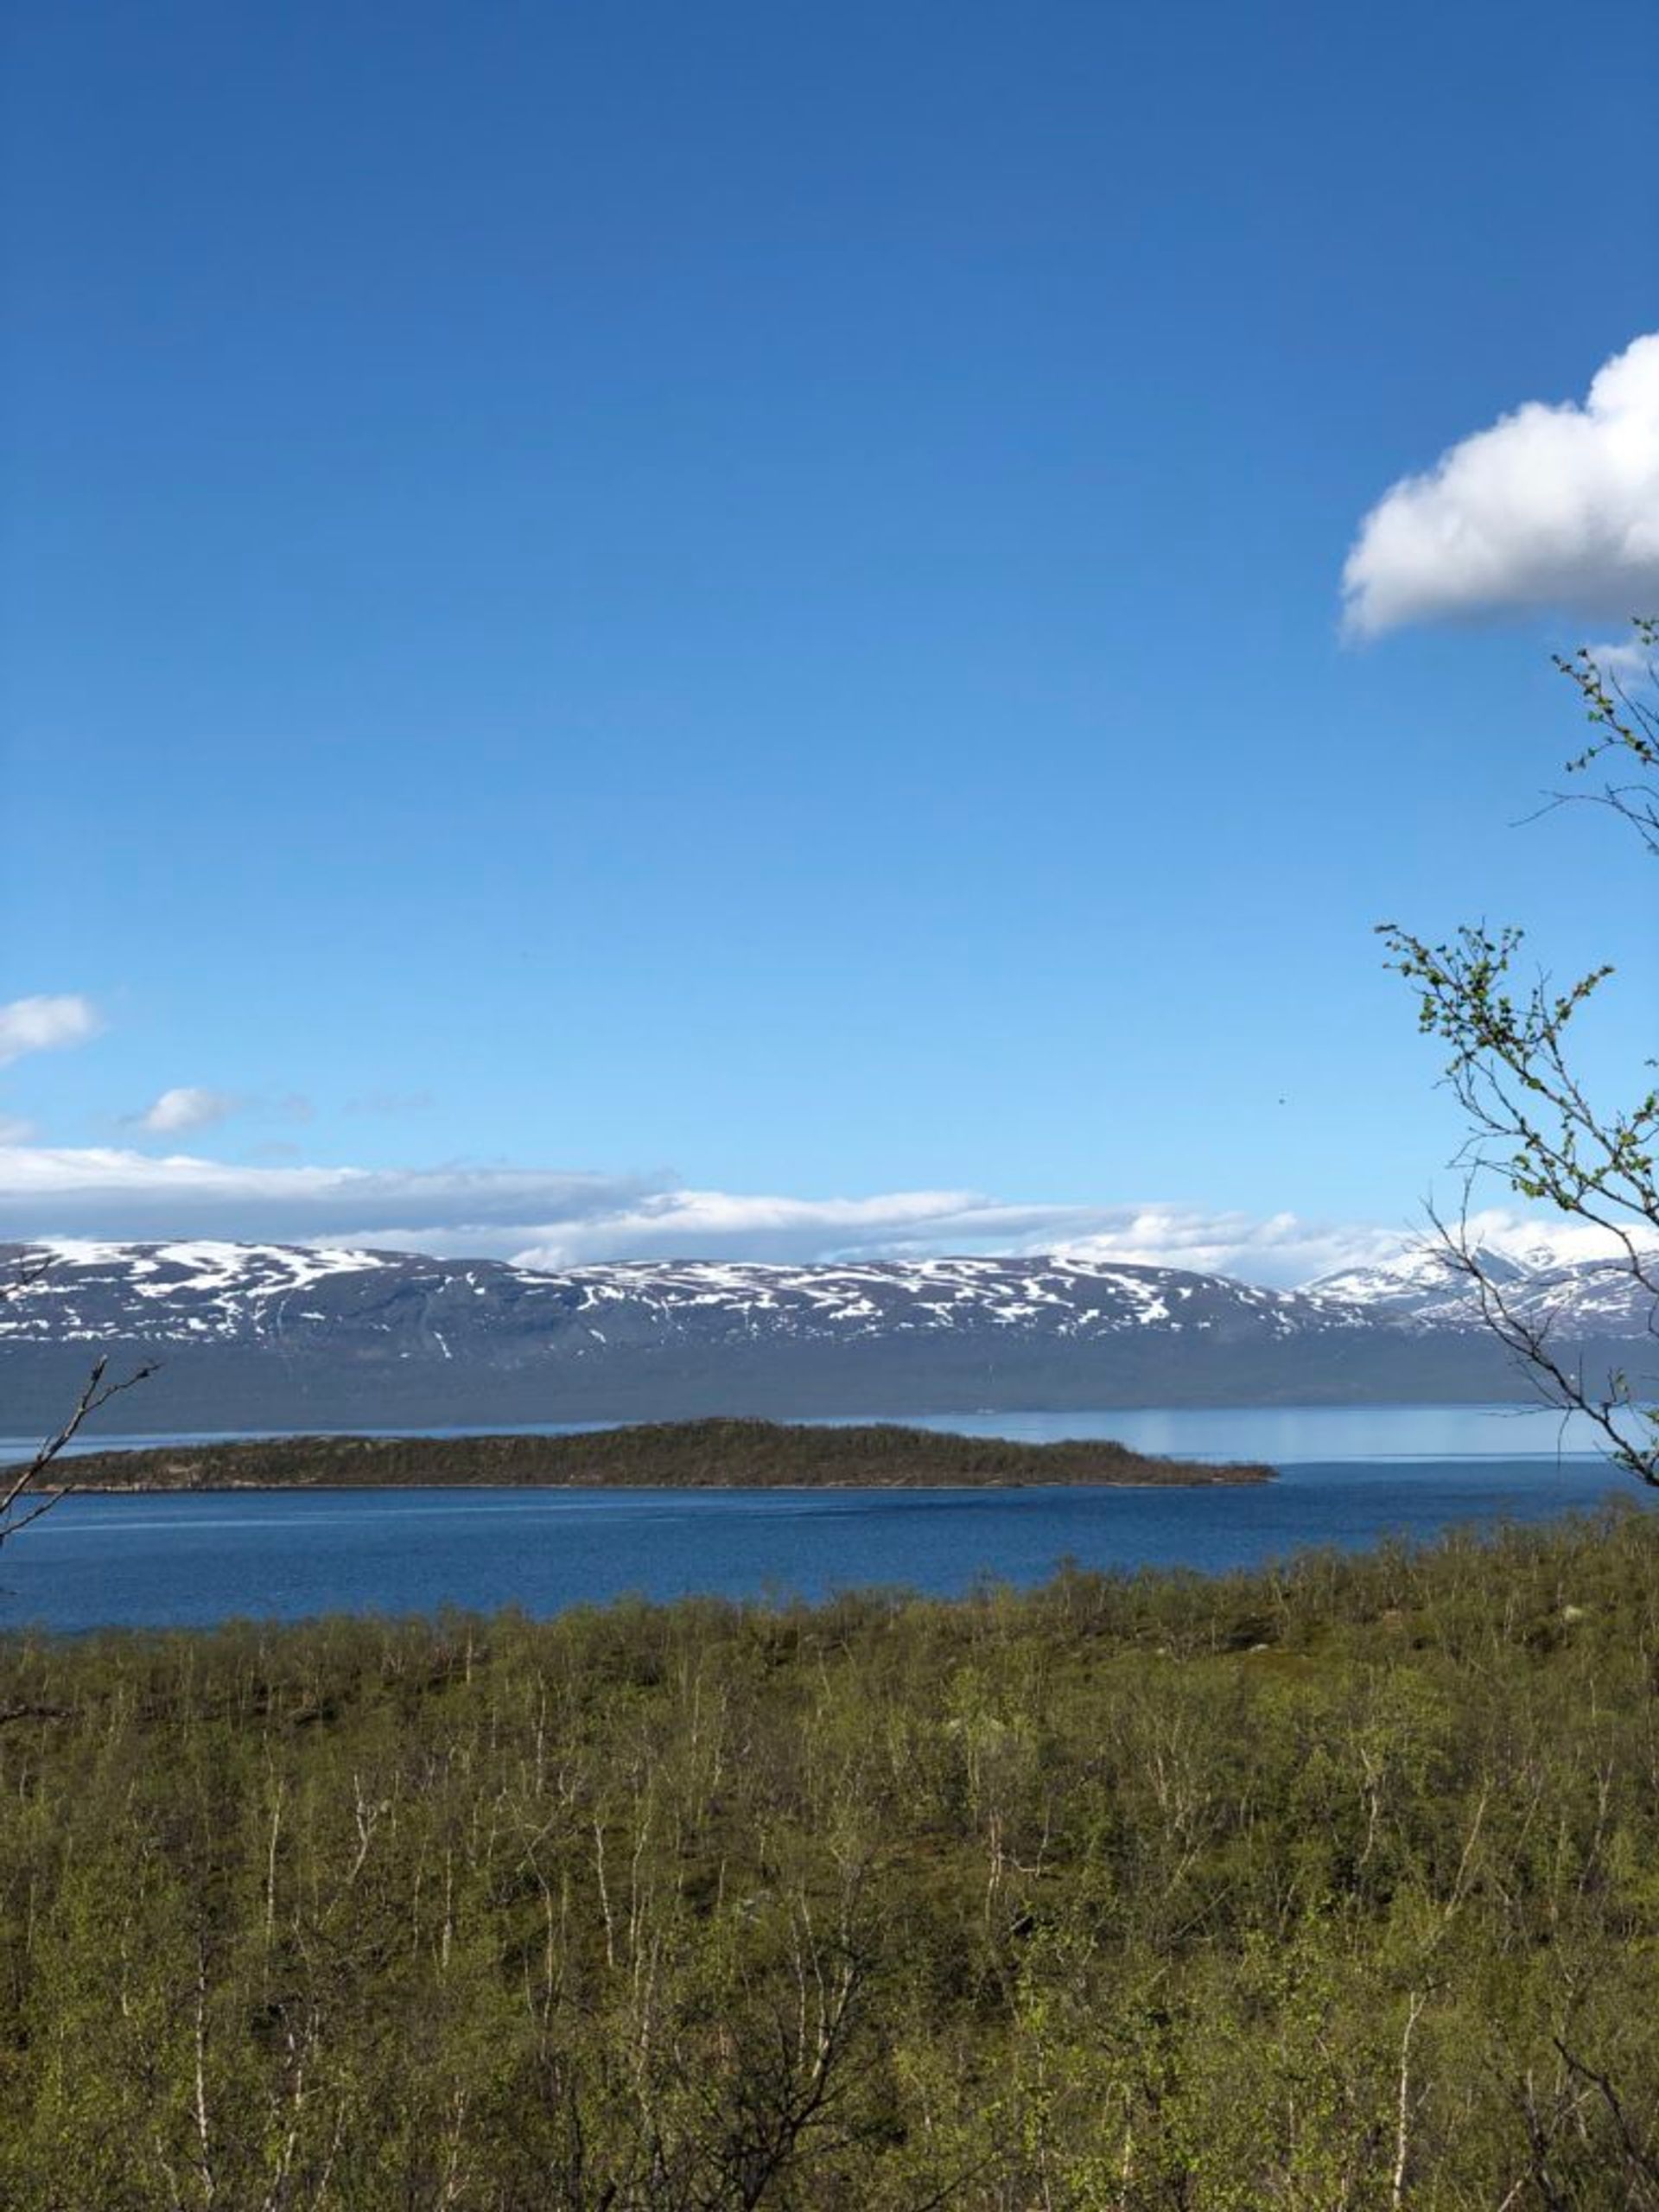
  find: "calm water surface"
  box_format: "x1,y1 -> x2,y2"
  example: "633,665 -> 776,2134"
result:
1,1405 -> 1649,1632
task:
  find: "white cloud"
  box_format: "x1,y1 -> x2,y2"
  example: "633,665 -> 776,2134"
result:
1434,1206 -> 1658,1271
505,1188 -> 1010,1269
501,1194 -> 1423,1285
136,1086 -> 242,1135
0,1116 -> 35,1145
1043,1207 -> 1415,1286
0,1144 -> 657,1250
1342,333 -> 1659,638
4,1138 -> 1632,1288
0,995 -> 102,1068
0,1141 -> 1433,1287
1580,633 -> 1656,683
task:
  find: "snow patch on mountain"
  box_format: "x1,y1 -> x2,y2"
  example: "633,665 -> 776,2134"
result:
3,1234 -> 1652,1370
0,1241 -> 1364,1352
1309,1230 -> 1656,1338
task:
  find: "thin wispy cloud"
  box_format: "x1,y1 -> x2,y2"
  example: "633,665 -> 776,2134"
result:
1433,1207 -> 1659,1270
0,1144 -> 657,1252
135,1086 -> 243,1135
500,1193 -> 1414,1284
0,995 -> 102,1068
9,1138 -> 1641,1286
1580,633 -> 1657,683
345,1090 -> 434,1118
0,1139 -> 1457,1287
1343,332 -> 1659,637
126,1088 -> 313,1135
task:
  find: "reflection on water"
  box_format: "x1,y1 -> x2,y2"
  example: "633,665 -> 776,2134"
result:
900,1402 -> 1626,1465
0,1399 -> 1630,1470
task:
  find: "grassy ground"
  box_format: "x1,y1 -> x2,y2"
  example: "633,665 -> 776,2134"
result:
2,1503 -> 1656,2206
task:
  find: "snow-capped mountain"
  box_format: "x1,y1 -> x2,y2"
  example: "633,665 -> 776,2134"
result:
0,1239 -> 1363,1353
0,1237 -> 1651,1433
1310,1239 -> 1657,1338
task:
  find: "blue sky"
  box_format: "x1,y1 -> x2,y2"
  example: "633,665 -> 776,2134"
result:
3,0 -> 1656,1282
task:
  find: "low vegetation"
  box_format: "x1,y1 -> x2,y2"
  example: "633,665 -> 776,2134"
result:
3,1506 -> 1659,2204
50,1415 -> 1273,1491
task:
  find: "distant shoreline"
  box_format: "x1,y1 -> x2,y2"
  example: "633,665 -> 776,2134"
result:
29,1416 -> 1276,1492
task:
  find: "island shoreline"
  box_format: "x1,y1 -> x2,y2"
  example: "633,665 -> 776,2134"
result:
19,1416 -> 1277,1492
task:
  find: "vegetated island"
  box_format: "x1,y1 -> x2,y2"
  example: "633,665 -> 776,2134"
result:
49,1416 -> 1274,1491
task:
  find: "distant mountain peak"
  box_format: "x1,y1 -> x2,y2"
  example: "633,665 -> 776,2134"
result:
1308,1233 -> 1654,1336
2,1236 -> 1650,1433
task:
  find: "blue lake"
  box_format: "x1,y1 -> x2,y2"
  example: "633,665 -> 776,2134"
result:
0,1404 -> 1649,1632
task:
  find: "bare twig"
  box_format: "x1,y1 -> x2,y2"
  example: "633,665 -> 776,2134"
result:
1,1258 -> 157,1547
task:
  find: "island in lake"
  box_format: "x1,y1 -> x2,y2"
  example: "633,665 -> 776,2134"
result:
50,1417 -> 1274,1491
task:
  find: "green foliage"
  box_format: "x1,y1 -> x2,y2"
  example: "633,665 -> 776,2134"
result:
5,1512 -> 1659,2203
1380,620 -> 1659,1483
35,1417 -> 1272,1494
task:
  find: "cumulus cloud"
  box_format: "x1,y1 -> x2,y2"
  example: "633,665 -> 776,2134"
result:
1342,333 -> 1659,637
135,1087 -> 243,1135
0,995 -> 101,1067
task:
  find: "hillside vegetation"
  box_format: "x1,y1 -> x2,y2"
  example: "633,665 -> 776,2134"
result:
52,1415 -> 1272,1490
3,1509 -> 1659,2205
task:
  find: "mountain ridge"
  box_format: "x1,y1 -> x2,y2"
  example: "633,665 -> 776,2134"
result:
1,1237 -> 1651,1433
